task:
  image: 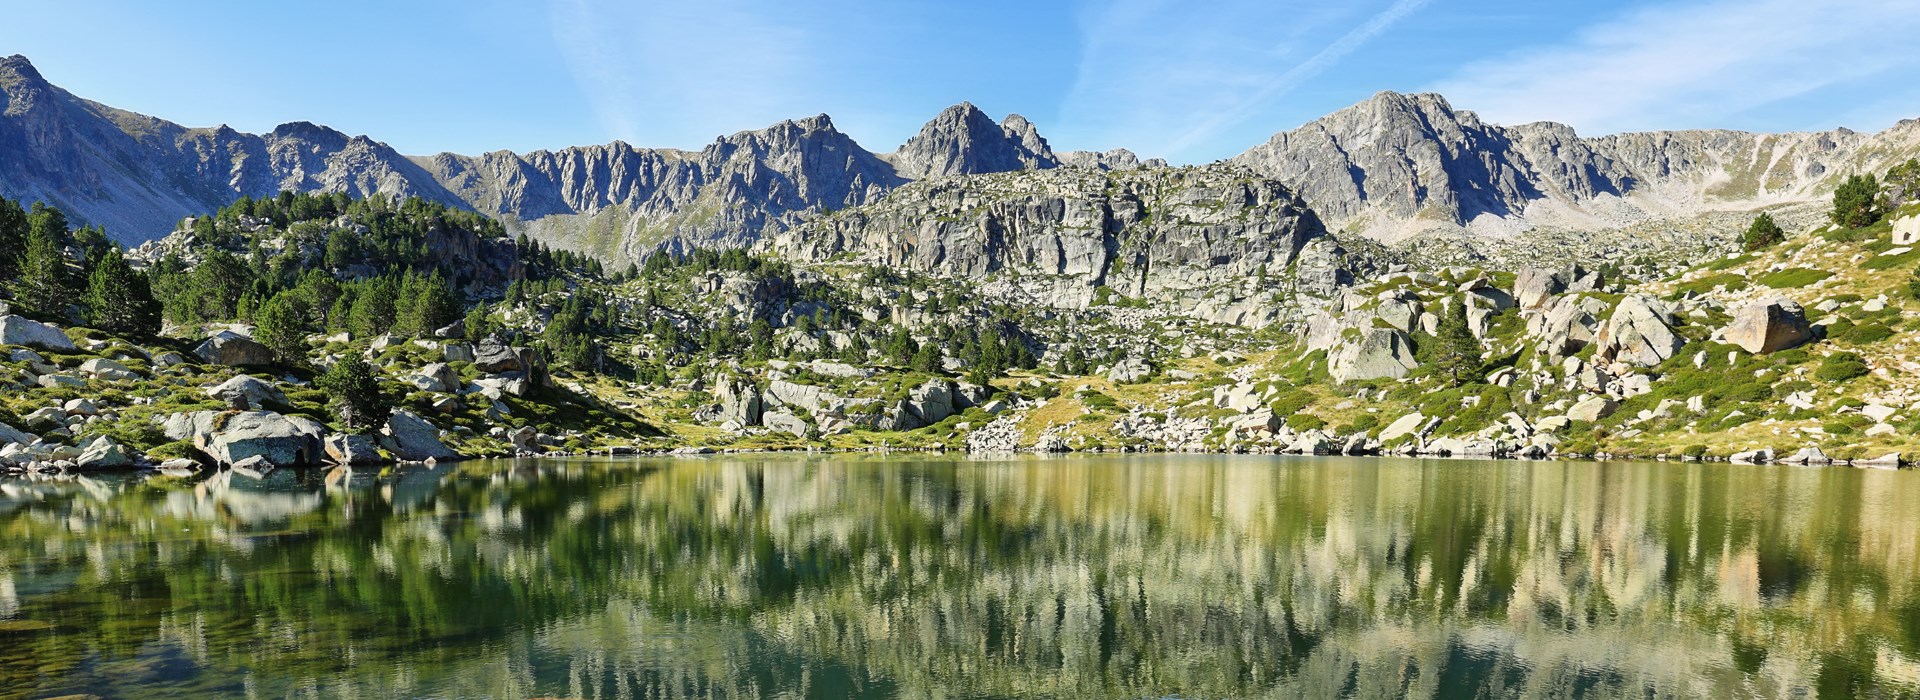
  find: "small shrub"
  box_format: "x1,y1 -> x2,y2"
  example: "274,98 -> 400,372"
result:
1285,413 -> 1327,432
1816,352 -> 1871,382
1845,323 -> 1895,344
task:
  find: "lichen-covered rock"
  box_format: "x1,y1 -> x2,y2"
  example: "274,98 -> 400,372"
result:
763,410 -> 809,437
323,433 -> 383,466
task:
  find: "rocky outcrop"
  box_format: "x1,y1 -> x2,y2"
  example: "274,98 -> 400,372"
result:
324,433 -> 382,465
1329,328 -> 1418,382
889,103 -> 1058,180
1724,299 -> 1813,354
380,409 -> 459,461
206,375 -> 288,409
766,165 -> 1342,325
0,315 -> 75,351
194,411 -> 327,467
1593,295 -> 1684,367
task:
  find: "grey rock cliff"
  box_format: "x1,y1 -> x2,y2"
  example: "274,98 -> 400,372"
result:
1232,91 -> 1920,241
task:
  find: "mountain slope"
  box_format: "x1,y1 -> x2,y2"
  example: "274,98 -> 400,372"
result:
1232,91 -> 1920,241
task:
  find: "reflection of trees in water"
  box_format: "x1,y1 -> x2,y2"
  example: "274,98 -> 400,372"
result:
1,457 -> 1919,698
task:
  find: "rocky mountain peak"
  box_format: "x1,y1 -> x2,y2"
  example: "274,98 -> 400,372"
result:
890,102 -> 1060,179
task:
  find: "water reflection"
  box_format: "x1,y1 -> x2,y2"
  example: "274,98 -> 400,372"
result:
2,455 -> 1919,699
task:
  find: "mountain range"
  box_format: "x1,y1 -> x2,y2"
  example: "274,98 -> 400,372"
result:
4,53 -> 1918,264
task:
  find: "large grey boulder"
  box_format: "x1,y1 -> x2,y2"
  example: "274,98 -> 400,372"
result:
206,375 -> 288,409
380,409 -> 459,461
80,357 -> 140,381
1594,295 -> 1684,366
473,342 -> 531,374
0,315 -> 75,351
197,411 -> 327,467
1105,357 -> 1152,384
763,410 -> 810,437
76,436 -> 132,469
160,411 -> 224,441
907,379 -> 957,425
1567,396 -> 1619,423
713,378 -> 763,426
324,433 -> 384,466
407,363 -> 461,393
1329,328 -> 1418,382
0,420 -> 36,446
1377,413 -> 1426,442
195,331 -> 275,366
1513,268 -> 1566,309
1724,299 -> 1813,354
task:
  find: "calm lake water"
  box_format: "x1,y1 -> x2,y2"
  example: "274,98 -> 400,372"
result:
2,455 -> 1919,699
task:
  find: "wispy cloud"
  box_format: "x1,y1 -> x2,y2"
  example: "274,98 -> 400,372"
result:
1056,0 -> 1427,162
1431,0 -> 1920,135
1162,0 -> 1432,156
548,0 -> 813,148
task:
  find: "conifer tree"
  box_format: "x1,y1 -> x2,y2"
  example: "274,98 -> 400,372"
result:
1424,300 -> 1484,386
0,198 -> 27,282
317,356 -> 392,433
1742,212 -> 1785,251
1832,173 -> 1884,228
12,207 -> 76,319
253,292 -> 309,365
84,247 -> 161,337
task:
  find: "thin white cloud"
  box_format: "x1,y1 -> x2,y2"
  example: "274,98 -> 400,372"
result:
1057,0 -> 1427,162
548,0 -> 813,148
1162,0 -> 1432,156
1431,0 -> 1920,135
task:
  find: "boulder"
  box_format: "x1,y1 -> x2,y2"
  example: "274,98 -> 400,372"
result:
1378,413 -> 1426,442
1514,268 -> 1566,309
152,351 -> 191,367
1329,328 -> 1418,382
908,379 -> 957,425
1594,295 -> 1684,367
63,399 -> 99,416
197,411 -> 327,467
206,375 -> 288,409
1856,452 -> 1902,469
713,377 -> 763,426
1724,299 -> 1813,354
1106,357 -> 1152,384
474,342 -> 529,374
37,374 -> 84,389
1567,396 -> 1619,423
509,426 -> 540,452
80,357 -> 140,381
380,409 -> 459,462
0,421 -> 34,446
160,411 -> 224,441
0,315 -> 76,351
763,410 -> 809,437
195,331 -> 275,366
1730,448 -> 1775,464
442,343 -> 475,364
76,436 -> 133,469
1781,447 -> 1832,465
407,362 -> 461,393
323,433 -> 384,466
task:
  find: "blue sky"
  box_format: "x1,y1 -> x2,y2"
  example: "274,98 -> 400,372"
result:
6,0 -> 1920,163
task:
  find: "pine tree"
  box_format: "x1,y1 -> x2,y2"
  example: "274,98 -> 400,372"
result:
1742,212 -> 1785,251
317,356 -> 392,433
1424,300 -> 1485,385
348,276 -> 398,338
1831,173 -> 1884,228
0,198 -> 26,282
910,342 -> 944,374
253,292 -> 309,365
12,207 -> 75,320
84,247 -> 161,337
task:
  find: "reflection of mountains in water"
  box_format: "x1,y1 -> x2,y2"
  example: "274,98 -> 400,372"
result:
2,456 -> 1919,699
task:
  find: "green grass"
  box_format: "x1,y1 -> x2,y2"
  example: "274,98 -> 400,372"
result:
1757,268 -> 1833,289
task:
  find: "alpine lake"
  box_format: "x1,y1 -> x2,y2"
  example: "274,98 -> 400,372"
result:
2,454 -> 1919,699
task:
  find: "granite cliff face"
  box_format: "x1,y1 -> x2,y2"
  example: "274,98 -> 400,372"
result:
1232,91 -> 1920,241
763,166 -> 1347,326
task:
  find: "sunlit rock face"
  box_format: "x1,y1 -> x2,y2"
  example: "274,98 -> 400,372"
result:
3,456 -> 1918,698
